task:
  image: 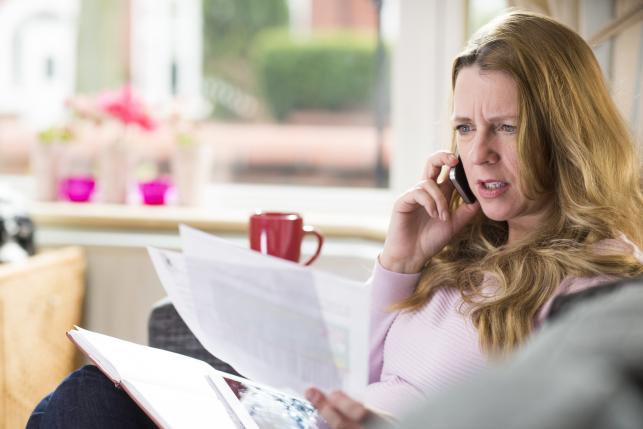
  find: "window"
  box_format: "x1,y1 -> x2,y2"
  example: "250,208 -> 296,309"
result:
0,0 -> 78,175
198,0 -> 396,188
0,0 -> 399,191
2,1 -> 638,205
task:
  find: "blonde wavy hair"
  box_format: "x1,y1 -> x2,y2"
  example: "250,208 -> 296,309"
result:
397,11 -> 643,355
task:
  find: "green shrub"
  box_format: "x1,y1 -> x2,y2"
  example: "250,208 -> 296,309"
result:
252,30 -> 379,120
203,0 -> 289,59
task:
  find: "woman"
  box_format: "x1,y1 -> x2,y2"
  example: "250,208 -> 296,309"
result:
29,11 -> 643,429
304,10 -> 643,428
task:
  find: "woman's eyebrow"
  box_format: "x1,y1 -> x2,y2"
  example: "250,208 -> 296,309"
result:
486,115 -> 518,122
451,115 -> 517,122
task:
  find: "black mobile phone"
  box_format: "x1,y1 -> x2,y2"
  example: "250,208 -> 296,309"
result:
449,157 -> 477,204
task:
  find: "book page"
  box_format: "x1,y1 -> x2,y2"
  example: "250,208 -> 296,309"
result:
68,329 -> 121,383
122,378 -> 241,429
72,328 -> 211,390
70,328 -> 241,429
179,226 -> 370,396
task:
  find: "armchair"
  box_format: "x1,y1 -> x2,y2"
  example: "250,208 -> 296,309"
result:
147,297 -> 241,377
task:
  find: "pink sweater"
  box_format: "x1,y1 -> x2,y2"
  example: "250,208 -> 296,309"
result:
363,238 -> 643,416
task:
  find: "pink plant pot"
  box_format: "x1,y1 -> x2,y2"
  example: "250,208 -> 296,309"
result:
59,176 -> 96,203
139,179 -> 171,205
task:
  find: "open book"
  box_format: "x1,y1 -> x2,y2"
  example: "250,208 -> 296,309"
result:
69,326 -> 324,429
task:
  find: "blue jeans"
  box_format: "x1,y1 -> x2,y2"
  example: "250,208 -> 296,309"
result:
27,365 -> 157,429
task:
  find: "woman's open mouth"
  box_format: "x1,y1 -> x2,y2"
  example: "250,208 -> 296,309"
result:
476,180 -> 509,198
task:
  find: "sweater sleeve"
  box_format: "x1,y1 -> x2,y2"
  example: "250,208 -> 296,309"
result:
367,258 -> 421,383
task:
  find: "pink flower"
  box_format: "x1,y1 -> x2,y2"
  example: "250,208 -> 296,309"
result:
98,86 -> 157,131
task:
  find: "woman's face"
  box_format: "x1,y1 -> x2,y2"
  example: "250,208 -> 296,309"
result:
452,65 -> 549,239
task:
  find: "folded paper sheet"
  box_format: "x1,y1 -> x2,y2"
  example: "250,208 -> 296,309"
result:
148,226 -> 370,396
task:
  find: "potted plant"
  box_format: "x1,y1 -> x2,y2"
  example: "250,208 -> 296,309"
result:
95,86 -> 157,204
31,127 -> 73,201
169,114 -> 211,206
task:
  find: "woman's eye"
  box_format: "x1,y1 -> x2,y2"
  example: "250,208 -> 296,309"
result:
498,124 -> 517,134
455,124 -> 472,135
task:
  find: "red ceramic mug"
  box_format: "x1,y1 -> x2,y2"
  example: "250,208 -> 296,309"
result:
249,211 -> 324,265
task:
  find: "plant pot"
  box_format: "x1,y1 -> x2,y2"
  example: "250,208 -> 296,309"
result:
138,178 -> 171,205
59,175 -> 96,203
97,140 -> 129,204
171,142 -> 212,206
31,142 -> 63,201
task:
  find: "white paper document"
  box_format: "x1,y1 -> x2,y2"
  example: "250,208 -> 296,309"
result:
147,248 -> 206,342
147,225 -> 370,397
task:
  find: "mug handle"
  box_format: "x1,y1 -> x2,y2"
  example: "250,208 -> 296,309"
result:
301,225 -> 324,266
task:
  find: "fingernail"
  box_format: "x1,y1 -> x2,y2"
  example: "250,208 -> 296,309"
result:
305,389 -> 320,404
442,211 -> 449,221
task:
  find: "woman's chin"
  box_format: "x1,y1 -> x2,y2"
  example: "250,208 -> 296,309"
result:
479,205 -> 511,222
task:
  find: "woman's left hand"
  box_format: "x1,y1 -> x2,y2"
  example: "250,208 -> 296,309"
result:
305,387 -> 393,428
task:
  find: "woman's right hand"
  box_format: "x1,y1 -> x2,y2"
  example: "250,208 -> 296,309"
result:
380,151 -> 480,274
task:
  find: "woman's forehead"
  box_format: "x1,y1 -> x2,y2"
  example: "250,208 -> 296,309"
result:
453,66 -> 518,121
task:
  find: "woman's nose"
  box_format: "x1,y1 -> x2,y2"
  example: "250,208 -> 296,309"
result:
469,129 -> 499,165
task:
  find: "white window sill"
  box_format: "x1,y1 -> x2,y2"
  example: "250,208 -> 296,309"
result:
3,175 -> 393,242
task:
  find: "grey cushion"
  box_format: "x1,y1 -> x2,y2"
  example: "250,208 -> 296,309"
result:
148,297 -> 242,376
